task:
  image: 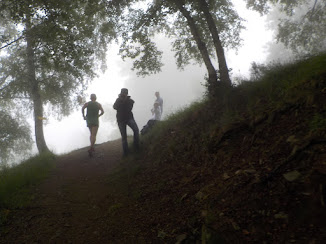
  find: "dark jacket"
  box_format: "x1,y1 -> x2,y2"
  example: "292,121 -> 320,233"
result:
113,96 -> 135,123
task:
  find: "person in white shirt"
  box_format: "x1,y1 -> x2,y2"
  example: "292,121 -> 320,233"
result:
140,101 -> 162,135
151,101 -> 162,121
154,91 -> 163,116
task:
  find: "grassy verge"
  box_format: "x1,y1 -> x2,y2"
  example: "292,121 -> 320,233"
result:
137,53 -> 326,165
237,53 -> 326,114
0,152 -> 56,225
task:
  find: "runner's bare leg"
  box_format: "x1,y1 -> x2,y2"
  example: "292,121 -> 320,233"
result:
89,126 -> 99,150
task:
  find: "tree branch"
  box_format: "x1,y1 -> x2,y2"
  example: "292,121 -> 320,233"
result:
0,74 -> 10,87
134,1 -> 163,30
0,94 -> 31,100
311,0 -> 318,13
310,0 -> 318,19
0,35 -> 24,50
0,83 -> 11,93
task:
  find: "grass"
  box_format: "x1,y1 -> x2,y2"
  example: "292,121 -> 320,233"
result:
135,53 -> 326,166
310,113 -> 326,133
237,53 -> 326,114
0,152 -> 55,225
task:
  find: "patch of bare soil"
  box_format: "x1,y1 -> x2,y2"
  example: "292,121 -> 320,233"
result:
0,140 -> 126,244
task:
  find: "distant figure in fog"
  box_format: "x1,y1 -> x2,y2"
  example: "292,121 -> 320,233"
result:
113,88 -> 139,156
151,101 -> 162,121
82,94 -> 104,156
140,101 -> 162,135
154,91 -> 163,116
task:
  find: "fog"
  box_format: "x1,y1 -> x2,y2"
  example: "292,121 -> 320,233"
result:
43,40 -> 208,154
41,3 -> 273,154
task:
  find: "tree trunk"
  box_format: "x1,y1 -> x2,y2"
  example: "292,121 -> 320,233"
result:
197,0 -> 231,86
174,0 -> 218,88
25,13 -> 49,153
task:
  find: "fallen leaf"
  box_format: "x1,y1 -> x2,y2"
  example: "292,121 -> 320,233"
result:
242,229 -> 250,235
180,193 -> 188,201
176,234 -> 187,244
274,212 -> 288,220
223,173 -> 230,180
232,221 -> 240,230
243,169 -> 257,174
195,191 -> 205,201
283,170 -> 301,182
157,230 -> 167,239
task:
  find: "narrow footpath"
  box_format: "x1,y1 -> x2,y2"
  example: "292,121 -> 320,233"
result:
1,140 -> 126,244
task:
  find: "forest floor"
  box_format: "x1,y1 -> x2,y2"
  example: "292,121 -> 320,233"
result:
1,106 -> 326,244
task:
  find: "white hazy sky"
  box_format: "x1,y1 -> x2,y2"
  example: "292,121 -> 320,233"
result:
41,2 -> 274,155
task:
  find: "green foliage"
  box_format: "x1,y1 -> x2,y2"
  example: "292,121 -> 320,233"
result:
169,0 -> 244,69
119,32 -> 164,76
241,53 -> 326,113
277,3 -> 326,55
0,0 -> 126,153
0,103 -> 32,165
246,0 -> 308,15
119,0 -> 244,73
0,0 -> 122,115
119,2 -> 165,76
246,0 -> 326,56
0,152 -> 55,214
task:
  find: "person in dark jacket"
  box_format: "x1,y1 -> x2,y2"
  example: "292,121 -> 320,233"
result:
113,88 -> 139,156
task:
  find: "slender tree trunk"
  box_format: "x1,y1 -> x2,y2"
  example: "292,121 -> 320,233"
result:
25,13 -> 49,153
174,0 -> 218,88
197,0 -> 231,86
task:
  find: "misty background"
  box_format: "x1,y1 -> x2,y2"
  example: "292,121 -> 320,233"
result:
37,2 -> 278,155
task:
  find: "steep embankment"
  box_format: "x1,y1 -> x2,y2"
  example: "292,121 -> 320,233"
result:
1,54 -> 326,243
112,55 -> 326,243
129,100 -> 326,243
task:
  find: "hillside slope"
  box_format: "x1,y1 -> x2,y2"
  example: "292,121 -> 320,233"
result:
118,54 -> 326,243
1,54 -> 326,243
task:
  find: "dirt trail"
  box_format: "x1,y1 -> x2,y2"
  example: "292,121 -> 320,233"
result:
1,140 -> 124,244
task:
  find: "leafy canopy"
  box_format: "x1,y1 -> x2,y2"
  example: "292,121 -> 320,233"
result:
246,0 -> 326,55
0,0 -> 126,159
119,0 -> 244,75
0,0 -> 120,116
0,102 -> 32,165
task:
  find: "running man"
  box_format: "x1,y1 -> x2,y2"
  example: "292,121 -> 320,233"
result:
82,94 -> 104,156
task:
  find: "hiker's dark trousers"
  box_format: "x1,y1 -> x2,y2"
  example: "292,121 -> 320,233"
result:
118,119 -> 139,156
